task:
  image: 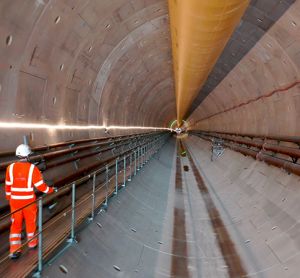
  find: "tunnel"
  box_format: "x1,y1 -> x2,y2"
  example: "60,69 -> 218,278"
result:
0,0 -> 300,277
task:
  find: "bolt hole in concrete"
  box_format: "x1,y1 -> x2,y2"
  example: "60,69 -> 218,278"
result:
52,96 -> 57,105
183,165 -> 189,172
59,264 -> 68,274
54,16 -> 61,24
6,35 -> 12,46
59,64 -> 64,71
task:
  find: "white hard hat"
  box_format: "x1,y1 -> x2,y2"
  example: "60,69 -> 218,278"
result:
16,144 -> 32,158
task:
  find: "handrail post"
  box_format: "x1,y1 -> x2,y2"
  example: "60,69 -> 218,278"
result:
36,198 -> 43,276
140,146 -> 142,170
134,150 -> 137,176
114,158 -> 118,195
139,146 -> 142,169
70,183 -> 76,242
138,146 -> 140,171
145,144 -> 148,163
105,165 -> 109,206
128,153 -> 132,181
123,156 -> 126,187
153,141 -> 155,156
141,146 -> 144,168
90,173 -> 96,221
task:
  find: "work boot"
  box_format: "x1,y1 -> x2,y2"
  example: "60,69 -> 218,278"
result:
28,239 -> 38,249
28,244 -> 37,250
9,251 -> 22,260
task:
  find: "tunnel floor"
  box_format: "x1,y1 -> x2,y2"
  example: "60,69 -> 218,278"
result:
42,136 -> 300,278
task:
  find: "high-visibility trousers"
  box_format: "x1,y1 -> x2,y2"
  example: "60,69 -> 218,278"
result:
9,201 -> 37,253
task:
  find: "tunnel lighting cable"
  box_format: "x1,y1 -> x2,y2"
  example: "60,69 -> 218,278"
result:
0,122 -> 172,131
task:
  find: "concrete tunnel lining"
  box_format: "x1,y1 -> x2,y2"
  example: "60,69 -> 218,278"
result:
1,0 -> 298,141
189,1 -> 300,137
0,0 -> 175,148
1,0 -> 300,277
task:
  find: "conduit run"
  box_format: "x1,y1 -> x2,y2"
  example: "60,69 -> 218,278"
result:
168,0 -> 249,125
192,131 -> 300,177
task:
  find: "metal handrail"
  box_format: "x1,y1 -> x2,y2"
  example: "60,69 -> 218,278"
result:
0,132 -> 161,171
0,133 -> 161,219
0,135 -> 163,222
0,133 -> 169,277
0,131 -> 156,158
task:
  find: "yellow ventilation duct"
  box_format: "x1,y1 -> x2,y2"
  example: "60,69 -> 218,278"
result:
168,0 -> 249,125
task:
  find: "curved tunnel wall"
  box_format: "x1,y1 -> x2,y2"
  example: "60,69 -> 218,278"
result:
0,0 -> 175,149
189,1 -> 300,137
1,0 -> 299,148
2,1 -> 300,276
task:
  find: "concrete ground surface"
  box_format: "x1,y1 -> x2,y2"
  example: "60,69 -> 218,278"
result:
43,139 -> 177,278
186,136 -> 300,278
43,135 -> 300,278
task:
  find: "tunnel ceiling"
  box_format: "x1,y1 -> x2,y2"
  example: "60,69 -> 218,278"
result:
0,0 -> 176,129
0,0 -> 298,141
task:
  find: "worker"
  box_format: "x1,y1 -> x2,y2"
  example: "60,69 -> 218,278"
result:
5,144 -> 54,259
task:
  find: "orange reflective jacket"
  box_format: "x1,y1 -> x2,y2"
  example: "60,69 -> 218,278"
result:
5,162 -> 53,204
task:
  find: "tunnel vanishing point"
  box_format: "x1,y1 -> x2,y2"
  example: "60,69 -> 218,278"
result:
1,0 -> 300,277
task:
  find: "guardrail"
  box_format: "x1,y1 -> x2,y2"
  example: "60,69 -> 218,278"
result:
0,132 -> 163,232
0,133 -> 169,277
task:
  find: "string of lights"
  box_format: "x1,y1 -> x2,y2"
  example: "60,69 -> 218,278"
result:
0,122 -> 172,131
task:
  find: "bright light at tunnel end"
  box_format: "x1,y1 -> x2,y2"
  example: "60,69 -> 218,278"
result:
0,122 -> 172,131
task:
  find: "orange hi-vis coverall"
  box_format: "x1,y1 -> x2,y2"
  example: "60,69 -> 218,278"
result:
5,161 -> 53,254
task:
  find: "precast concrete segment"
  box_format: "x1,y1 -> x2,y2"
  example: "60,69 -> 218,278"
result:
191,80 -> 300,126
187,0 -> 296,115
188,1 -> 300,137
183,142 -> 247,278
170,144 -> 189,277
43,139 -> 176,278
168,0 -> 249,124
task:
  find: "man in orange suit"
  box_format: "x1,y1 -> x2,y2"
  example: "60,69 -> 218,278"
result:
5,144 -> 54,259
